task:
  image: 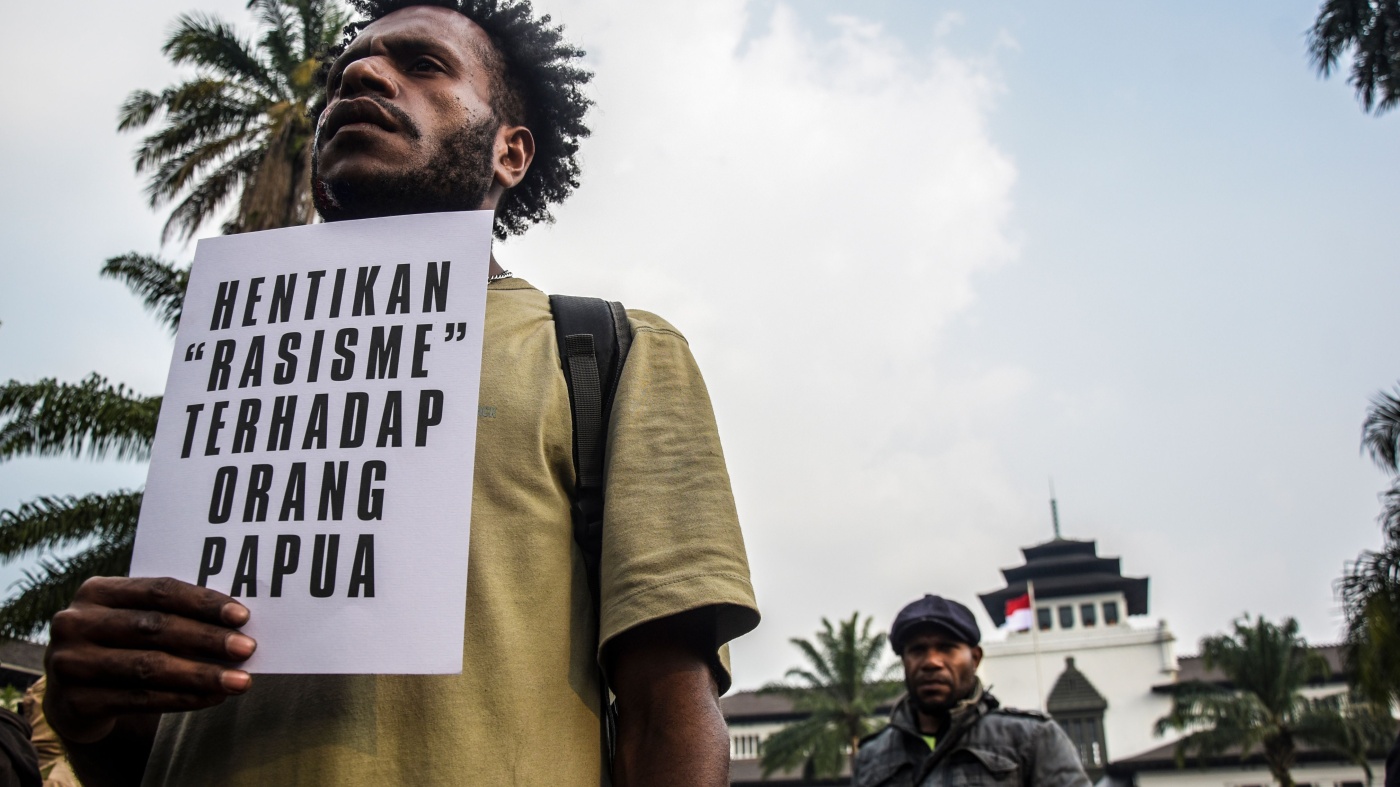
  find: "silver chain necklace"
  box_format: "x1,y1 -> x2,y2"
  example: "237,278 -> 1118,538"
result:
488,268 -> 514,282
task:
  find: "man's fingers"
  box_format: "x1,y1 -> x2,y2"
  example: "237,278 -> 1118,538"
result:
74,577 -> 248,627
70,608 -> 255,662
48,647 -> 250,695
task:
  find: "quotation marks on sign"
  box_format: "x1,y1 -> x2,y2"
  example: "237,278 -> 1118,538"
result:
443,322 -> 467,342
185,343 -> 207,362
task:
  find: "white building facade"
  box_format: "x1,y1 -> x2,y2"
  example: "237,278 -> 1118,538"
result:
722,535 -> 1387,786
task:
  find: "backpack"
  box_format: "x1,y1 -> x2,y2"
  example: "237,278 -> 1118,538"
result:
548,294 -> 633,769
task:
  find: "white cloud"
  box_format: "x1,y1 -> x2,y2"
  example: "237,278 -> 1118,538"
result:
503,1 -> 1020,687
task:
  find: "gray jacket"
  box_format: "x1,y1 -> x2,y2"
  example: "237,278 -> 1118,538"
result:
852,684 -> 1091,787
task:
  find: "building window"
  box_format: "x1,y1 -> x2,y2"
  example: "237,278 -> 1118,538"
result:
1037,607 -> 1053,631
731,734 -> 763,760
1103,601 -> 1119,625
1080,603 -> 1097,627
1055,714 -> 1107,769
1058,605 -> 1074,629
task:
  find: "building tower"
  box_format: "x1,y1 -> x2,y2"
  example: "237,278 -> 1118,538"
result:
975,535 -> 1177,767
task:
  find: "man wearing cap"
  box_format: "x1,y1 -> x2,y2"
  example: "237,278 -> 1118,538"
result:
853,595 -> 1090,787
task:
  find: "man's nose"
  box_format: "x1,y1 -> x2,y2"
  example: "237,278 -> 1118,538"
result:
339,56 -> 397,98
915,652 -> 946,672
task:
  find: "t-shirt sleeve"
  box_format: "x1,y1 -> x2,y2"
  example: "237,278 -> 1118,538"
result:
597,311 -> 760,693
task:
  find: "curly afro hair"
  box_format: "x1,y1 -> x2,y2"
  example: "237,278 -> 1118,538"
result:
330,0 -> 592,239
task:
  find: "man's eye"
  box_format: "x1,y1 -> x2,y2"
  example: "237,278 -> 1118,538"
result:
410,58 -> 442,73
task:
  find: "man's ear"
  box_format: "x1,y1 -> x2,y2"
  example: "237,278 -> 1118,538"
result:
494,125 -> 535,189
971,645 -> 984,669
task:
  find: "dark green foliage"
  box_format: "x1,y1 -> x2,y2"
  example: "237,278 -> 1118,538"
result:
121,0 -> 351,240
0,280 -> 171,637
101,254 -> 189,334
1309,0 -> 1400,115
336,0 -> 593,239
0,377 -> 161,464
1340,386 -> 1400,707
0,524 -> 137,641
1156,616 -> 1395,787
758,613 -> 902,780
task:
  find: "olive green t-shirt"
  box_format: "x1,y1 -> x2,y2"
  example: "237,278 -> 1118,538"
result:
141,278 -> 760,786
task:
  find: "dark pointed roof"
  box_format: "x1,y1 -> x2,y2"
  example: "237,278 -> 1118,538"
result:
978,538 -> 1149,625
1046,657 -> 1108,714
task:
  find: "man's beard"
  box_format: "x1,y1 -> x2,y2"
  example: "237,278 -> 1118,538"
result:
312,112 -> 498,223
906,675 -> 975,717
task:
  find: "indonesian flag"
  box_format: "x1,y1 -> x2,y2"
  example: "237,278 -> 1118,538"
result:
1005,592 -> 1033,631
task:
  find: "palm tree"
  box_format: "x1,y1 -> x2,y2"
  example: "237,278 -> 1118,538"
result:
1339,387 -> 1400,710
0,255 -> 181,638
1156,616 -> 1395,786
758,613 -> 903,781
119,0 -> 351,241
1308,0 -> 1400,116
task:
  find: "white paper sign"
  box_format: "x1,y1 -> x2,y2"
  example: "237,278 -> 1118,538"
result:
130,211 -> 493,674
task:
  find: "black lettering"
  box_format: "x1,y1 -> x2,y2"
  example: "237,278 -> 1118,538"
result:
280,462 -> 307,521
205,401 -> 230,456
367,325 -> 403,379
267,395 -> 297,451
318,461 -> 348,521
341,393 -> 369,449
274,332 -> 301,384
330,268 -> 347,318
307,330 -> 325,383
197,537 -> 227,586
209,466 -> 237,524
208,340 -> 236,391
230,535 -> 259,597
377,391 -> 403,448
310,534 -> 340,598
268,274 -> 297,324
238,336 -> 265,388
211,281 -> 239,331
232,399 -> 260,454
387,264 -> 412,314
412,324 -> 432,378
272,535 -> 301,597
358,461 -> 386,521
348,535 -> 375,598
243,464 -> 273,522
181,404 -> 205,459
242,277 -> 265,327
302,393 -> 329,450
331,328 -> 358,381
353,265 -> 380,316
304,270 -> 326,320
423,260 -> 450,312
416,390 -> 444,447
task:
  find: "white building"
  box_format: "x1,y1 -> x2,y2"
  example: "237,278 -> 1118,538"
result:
976,536 -> 1176,775
722,535 -> 1387,786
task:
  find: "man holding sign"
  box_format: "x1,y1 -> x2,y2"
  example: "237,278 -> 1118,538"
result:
43,2 -> 759,785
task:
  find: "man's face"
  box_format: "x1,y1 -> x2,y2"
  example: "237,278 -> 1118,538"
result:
900,626 -> 982,715
312,6 -> 503,221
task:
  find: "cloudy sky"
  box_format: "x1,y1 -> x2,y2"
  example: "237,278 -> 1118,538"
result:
2,0 -> 1398,691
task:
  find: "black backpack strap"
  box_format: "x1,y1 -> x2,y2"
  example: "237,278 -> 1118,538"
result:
549,294 -> 632,770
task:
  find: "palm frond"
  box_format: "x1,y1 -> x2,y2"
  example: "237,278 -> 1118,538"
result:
164,12 -> 279,96
161,147 -> 264,242
100,254 -> 189,334
0,376 -> 159,462
1309,0 -> 1400,115
1363,388 -> 1400,473
0,536 -> 134,640
0,491 -> 141,560
759,613 -> 896,779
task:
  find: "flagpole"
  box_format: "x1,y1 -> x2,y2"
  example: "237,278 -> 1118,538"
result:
1028,579 -> 1046,712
